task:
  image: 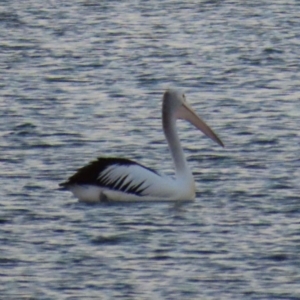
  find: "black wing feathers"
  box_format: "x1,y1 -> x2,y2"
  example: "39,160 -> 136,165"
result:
60,157 -> 157,196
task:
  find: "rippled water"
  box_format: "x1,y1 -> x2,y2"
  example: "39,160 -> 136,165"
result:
1,1 -> 300,299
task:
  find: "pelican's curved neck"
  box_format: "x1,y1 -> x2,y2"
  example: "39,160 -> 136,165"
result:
162,108 -> 191,177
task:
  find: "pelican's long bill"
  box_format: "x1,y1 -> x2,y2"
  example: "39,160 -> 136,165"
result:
176,101 -> 224,147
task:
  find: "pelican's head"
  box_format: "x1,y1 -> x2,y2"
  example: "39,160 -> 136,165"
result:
163,89 -> 224,147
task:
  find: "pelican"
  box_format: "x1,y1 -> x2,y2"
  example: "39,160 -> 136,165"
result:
59,89 -> 224,202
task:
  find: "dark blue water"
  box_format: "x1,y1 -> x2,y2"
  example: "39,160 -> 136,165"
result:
1,1 -> 300,299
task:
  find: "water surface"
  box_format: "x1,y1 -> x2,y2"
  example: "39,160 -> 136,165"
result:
1,1 -> 300,299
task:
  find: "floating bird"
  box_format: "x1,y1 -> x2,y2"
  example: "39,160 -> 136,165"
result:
59,90 -> 224,202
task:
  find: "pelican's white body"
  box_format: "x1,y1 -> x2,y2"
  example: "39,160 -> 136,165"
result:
67,164 -> 195,203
